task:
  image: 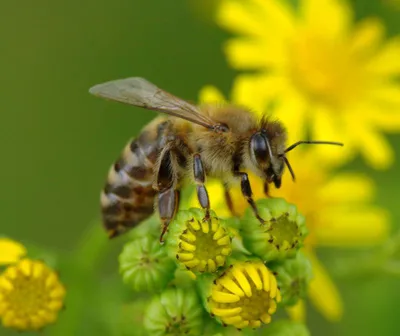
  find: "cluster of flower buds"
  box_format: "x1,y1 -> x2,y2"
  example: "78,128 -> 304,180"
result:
118,198 -> 312,334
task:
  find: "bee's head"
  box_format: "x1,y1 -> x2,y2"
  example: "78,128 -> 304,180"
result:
249,129 -> 344,188
249,130 -> 285,188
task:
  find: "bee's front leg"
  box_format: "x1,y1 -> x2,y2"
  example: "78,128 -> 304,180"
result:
155,147 -> 180,243
193,153 -> 211,221
235,172 -> 265,223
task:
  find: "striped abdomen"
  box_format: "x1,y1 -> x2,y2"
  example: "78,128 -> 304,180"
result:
100,128 -> 161,238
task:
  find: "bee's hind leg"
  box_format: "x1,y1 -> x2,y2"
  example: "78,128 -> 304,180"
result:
158,188 -> 180,243
193,153 -> 211,221
155,147 -> 180,243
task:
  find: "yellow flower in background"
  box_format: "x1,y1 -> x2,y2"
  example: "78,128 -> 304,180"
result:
198,81 -> 389,321
0,240 -> 66,331
0,238 -> 27,265
217,0 -> 400,169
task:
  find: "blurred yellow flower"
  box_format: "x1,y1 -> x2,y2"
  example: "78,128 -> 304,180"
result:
196,87 -> 389,321
217,0 -> 400,169
0,257 -> 65,331
0,238 -> 27,265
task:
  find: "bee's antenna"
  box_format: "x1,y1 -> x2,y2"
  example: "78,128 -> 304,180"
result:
284,141 -> 343,153
283,156 -> 296,181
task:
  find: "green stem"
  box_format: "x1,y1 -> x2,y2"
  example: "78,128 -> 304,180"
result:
48,221 -> 111,336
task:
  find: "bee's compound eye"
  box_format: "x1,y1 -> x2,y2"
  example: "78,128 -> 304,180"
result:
250,133 -> 268,163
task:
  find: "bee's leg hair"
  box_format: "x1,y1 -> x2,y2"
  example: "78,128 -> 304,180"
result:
235,172 -> 265,223
193,153 -> 210,221
155,148 -> 180,243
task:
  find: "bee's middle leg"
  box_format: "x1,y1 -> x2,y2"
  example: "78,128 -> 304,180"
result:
193,153 -> 210,221
155,148 -> 180,242
235,172 -> 265,223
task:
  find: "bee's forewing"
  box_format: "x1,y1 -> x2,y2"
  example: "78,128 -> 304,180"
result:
89,77 -> 215,129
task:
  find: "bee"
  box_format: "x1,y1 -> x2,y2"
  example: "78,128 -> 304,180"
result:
90,77 -> 342,241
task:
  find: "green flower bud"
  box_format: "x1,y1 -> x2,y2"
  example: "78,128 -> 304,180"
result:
144,287 -> 204,336
166,209 -> 232,273
198,259 -> 281,330
270,252 -> 312,306
264,320 -> 310,336
119,235 -> 176,292
241,198 -> 307,262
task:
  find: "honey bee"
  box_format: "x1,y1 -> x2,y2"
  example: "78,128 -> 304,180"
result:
90,77 -> 342,241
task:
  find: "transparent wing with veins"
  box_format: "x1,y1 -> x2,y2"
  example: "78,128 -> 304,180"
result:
89,77 -> 216,129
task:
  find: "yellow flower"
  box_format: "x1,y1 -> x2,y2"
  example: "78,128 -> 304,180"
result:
0,238 -> 27,265
206,260 -> 281,329
196,150 -> 388,321
0,258 -> 66,331
216,0 -> 400,169
167,209 -> 232,273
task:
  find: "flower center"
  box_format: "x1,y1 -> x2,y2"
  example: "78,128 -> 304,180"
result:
177,217 -> 232,272
268,212 -> 300,250
0,259 -> 65,331
289,30 -> 363,107
6,277 -> 50,316
208,261 -> 281,329
164,316 -> 190,335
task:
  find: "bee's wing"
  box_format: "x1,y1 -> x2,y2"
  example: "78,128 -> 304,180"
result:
89,77 -> 216,129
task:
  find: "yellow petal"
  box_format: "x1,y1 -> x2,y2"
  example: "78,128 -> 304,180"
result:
0,238 -> 27,265
244,265 -> 263,290
232,267 -> 252,297
211,306 -> 242,318
217,0 -> 266,37
366,36 -> 400,75
356,126 -> 394,169
317,206 -> 389,246
232,74 -> 287,114
369,84 -> 400,107
350,18 -> 384,56
301,0 -> 352,39
306,250 -> 343,321
198,85 -> 226,104
211,290 -> 240,303
286,300 -> 306,322
310,105 -> 355,166
319,174 -> 374,204
218,277 -> 245,297
248,0 -> 295,38
273,88 -> 308,144
224,39 -> 273,70
372,111 -> 400,132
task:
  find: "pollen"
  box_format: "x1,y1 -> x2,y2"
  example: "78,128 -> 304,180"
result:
0,259 -> 66,331
174,210 -> 232,273
208,261 -> 281,329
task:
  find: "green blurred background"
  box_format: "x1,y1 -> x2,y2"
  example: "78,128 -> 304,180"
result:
0,0 -> 399,335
